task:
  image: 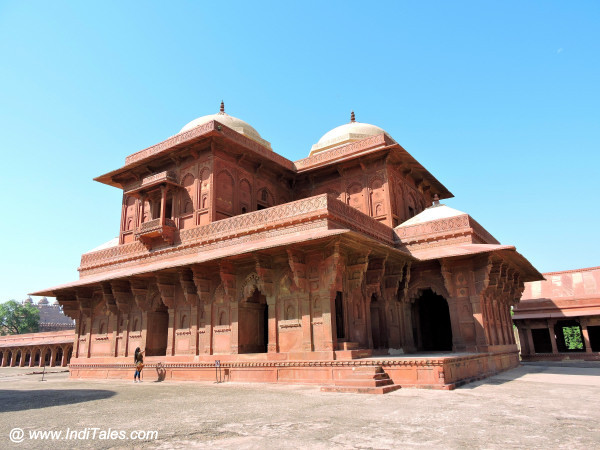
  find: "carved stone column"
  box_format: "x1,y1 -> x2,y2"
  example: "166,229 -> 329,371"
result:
76,289 -> 94,359
219,261 -> 238,354
314,243 -> 344,352
110,280 -> 133,357
61,346 -> 68,367
156,274 -> 176,356
191,266 -> 213,355
179,269 -> 200,356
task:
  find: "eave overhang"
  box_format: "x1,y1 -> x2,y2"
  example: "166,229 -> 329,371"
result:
95,120 -> 296,189
31,194 -> 413,297
294,133 -> 453,200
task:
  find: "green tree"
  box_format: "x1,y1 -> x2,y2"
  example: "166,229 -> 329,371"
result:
562,326 -> 584,350
0,300 -> 40,335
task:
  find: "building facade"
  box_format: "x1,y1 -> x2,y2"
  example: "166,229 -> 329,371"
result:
33,105 -> 542,390
514,266 -> 600,360
0,330 -> 74,367
22,297 -> 75,332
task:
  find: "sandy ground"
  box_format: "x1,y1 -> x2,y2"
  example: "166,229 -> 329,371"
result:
1,362 -> 599,449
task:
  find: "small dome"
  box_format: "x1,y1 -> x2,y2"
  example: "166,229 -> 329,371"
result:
179,101 -> 271,150
24,297 -> 33,304
310,111 -> 393,156
38,297 -> 49,305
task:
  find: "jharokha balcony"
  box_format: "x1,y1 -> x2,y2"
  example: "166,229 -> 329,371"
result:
135,218 -> 177,248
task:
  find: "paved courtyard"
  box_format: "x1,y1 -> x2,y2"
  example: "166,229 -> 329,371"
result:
1,362 -> 599,449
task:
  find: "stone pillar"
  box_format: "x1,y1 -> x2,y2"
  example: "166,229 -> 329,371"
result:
190,303 -> 199,356
203,303 -> 213,355
0,351 -> 5,367
10,351 -> 16,367
365,295 -> 374,349
400,301 -> 415,352
50,347 -> 57,367
301,296 -> 312,352
167,308 -> 176,356
38,348 -> 45,367
229,301 -> 239,354
321,290 -> 338,352
18,350 -> 25,367
470,295 -> 488,352
139,194 -> 146,226
267,298 -> 278,353
160,186 -> 167,226
122,313 -> 130,357
548,320 -> 558,354
581,319 -> 592,353
517,327 -> 529,355
61,346 -> 68,367
447,296 -> 465,352
29,351 -> 35,368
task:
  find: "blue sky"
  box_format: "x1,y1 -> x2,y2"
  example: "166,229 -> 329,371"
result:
1,1 -> 598,302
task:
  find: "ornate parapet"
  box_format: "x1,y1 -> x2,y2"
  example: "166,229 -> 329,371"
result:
294,134 -> 392,171
122,120 -> 295,170
78,194 -> 398,277
395,213 -> 499,250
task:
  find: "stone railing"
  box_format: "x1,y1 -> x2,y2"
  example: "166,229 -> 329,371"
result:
79,194 -> 396,274
137,218 -> 177,234
395,214 -> 471,242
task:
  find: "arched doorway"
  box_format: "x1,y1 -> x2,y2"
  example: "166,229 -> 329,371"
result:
34,350 -> 41,366
146,297 -> 169,357
370,294 -> 388,349
238,288 -> 268,353
7,351 -> 13,367
412,289 -> 453,352
15,351 -> 22,366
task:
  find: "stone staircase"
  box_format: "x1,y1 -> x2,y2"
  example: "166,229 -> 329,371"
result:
321,365 -> 401,394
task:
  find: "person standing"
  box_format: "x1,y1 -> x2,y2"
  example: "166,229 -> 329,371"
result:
134,347 -> 144,383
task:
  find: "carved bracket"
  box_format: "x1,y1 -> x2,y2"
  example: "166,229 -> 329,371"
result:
156,274 -> 176,309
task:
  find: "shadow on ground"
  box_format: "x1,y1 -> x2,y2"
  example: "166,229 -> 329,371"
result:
0,389 -> 116,412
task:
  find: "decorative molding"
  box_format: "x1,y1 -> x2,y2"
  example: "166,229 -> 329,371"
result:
78,195 -> 397,278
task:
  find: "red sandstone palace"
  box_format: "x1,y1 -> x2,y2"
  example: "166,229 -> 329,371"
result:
31,104 -> 544,391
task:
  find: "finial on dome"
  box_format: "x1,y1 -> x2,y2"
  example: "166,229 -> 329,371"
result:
220,100 -> 225,113
433,194 -> 440,206
350,111 -> 356,123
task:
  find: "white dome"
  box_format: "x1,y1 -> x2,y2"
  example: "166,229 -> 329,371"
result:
310,112 -> 393,156
179,102 -> 271,150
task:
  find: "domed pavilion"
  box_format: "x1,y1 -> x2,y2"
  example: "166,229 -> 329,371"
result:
32,103 -> 542,392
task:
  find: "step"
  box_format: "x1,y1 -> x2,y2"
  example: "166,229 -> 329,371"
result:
336,366 -> 385,380
321,384 -> 401,394
332,378 -> 394,388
